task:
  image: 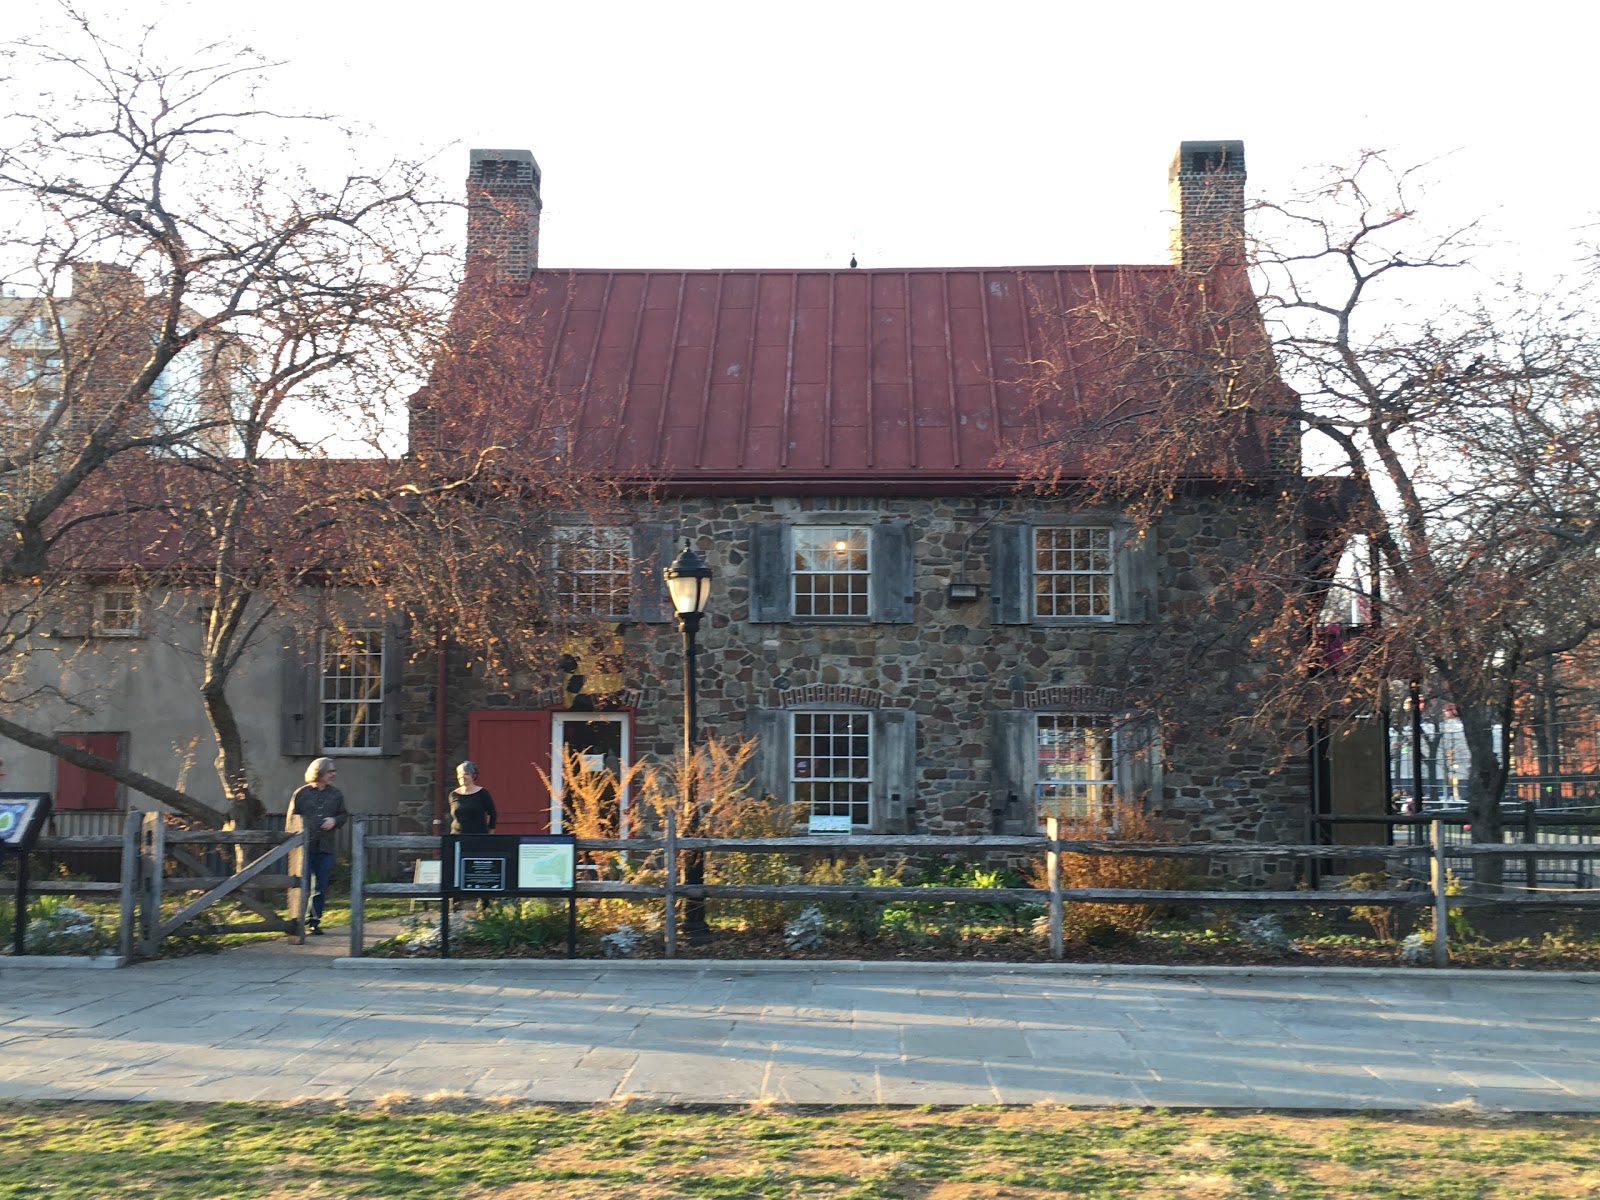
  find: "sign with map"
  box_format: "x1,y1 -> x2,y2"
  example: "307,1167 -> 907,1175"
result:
446,834 -> 577,895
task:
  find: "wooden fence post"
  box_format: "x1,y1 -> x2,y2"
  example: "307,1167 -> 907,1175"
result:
1046,816 -> 1064,961
349,817 -> 366,959
1430,819 -> 1449,967
118,809 -> 141,959
297,826 -> 313,945
1522,800 -> 1538,894
663,808 -> 678,960
141,812 -> 166,958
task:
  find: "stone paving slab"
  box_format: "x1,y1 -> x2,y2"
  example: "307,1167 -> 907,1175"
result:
2,945 -> 1599,1111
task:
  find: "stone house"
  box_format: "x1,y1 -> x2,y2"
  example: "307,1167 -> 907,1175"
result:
396,140 -> 1313,859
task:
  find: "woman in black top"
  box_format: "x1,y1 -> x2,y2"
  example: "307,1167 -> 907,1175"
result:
449,760 -> 498,834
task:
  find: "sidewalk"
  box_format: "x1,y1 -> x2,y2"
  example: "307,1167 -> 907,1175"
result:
2,940 -> 1597,1111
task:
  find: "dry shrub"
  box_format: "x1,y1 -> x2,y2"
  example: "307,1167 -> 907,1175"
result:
635,735 -> 801,933
536,747 -> 649,879
535,748 -> 660,933
1027,796 -> 1188,939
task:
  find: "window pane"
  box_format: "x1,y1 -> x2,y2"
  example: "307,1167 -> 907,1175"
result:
1036,713 -> 1114,822
1034,527 -> 1114,619
793,527 -> 870,618
791,712 -> 873,826
554,528 -> 631,618
322,630 -> 384,751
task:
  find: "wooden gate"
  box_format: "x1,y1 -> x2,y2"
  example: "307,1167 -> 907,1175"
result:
125,814 -> 313,957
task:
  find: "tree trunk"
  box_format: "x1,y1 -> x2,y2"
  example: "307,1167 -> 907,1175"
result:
1457,704 -> 1506,891
202,680 -> 265,837
0,711 -> 223,825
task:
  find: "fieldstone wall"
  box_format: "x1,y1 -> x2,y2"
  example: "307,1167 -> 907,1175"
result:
398,491 -> 1309,883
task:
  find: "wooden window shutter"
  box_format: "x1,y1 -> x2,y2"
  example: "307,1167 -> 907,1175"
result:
743,706 -> 787,803
1112,522 -> 1157,625
381,619 -> 406,755
872,709 -> 916,831
989,709 -> 1035,827
45,585 -> 93,638
629,522 -> 676,624
869,521 -> 916,624
988,525 -> 1030,625
1113,714 -> 1163,804
746,522 -> 790,624
279,638 -> 321,757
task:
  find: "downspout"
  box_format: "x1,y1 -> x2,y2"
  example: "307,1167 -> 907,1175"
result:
435,630 -> 448,832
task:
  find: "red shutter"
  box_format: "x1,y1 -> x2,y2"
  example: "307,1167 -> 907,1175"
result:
55,733 -> 124,810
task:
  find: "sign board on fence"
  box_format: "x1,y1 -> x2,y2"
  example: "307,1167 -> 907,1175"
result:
446,834 -> 577,895
807,814 -> 852,836
0,793 -> 52,851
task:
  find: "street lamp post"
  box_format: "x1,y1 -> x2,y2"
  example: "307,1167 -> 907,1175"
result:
664,541 -> 713,945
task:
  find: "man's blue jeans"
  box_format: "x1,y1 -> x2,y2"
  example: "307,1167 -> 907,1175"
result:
304,850 -> 336,929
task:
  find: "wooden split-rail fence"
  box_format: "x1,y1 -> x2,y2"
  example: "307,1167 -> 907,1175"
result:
17,814 -> 1600,963
350,816 -> 1600,967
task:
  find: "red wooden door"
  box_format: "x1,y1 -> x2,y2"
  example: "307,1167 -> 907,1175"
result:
467,711 -> 553,834
54,732 -> 124,809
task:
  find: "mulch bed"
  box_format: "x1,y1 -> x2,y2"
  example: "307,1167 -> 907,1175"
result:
376,927 -> 1600,969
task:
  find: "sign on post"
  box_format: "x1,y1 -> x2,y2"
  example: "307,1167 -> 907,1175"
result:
439,834 -> 579,959
0,793 -> 52,852
2,792 -> 54,955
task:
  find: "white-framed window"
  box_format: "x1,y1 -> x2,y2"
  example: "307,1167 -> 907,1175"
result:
5,315 -> 53,346
792,526 -> 870,619
553,527 -> 631,619
791,710 -> 873,826
321,629 -> 385,753
3,352 -> 62,389
1035,713 -> 1115,822
93,588 -> 141,637
1033,526 -> 1113,620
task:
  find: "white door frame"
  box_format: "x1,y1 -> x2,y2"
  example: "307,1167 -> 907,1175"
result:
549,712 -> 631,835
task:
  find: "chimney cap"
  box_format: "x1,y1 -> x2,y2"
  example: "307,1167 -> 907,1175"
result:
1170,140 -> 1245,180
470,148 -> 537,166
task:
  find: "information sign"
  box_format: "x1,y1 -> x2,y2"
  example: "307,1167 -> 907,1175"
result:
807,813 -> 852,836
447,834 -> 578,895
0,793 -> 52,852
458,855 -> 507,891
519,840 -> 576,890
438,833 -> 580,961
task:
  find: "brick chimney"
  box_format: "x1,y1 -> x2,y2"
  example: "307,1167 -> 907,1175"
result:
70,261 -> 144,308
466,148 -> 541,282
1169,140 -> 1246,268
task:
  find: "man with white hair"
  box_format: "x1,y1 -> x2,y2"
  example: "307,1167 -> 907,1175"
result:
287,757 -> 347,935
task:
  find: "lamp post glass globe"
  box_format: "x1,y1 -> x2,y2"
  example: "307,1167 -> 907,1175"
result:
664,542 -> 712,617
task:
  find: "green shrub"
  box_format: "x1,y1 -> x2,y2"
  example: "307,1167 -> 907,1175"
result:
460,900 -> 571,952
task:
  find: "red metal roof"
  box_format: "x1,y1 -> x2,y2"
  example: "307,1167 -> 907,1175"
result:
501,265 -> 1188,490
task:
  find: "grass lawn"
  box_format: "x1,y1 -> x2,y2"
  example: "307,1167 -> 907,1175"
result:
3,1101 -> 1597,1199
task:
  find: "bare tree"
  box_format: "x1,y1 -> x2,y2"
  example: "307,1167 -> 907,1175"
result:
1022,153 -> 1600,873
0,8 -> 615,826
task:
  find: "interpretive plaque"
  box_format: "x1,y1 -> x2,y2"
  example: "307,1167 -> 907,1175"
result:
458,854 -> 507,892
0,793 -> 51,852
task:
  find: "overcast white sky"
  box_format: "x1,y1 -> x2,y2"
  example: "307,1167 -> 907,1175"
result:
90,0 -> 1585,280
